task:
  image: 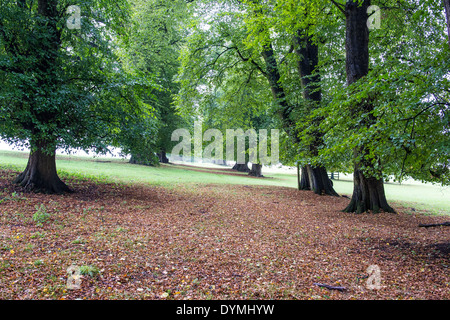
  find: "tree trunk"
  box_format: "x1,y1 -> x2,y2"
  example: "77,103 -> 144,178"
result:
157,150 -> 169,163
14,144 -> 71,194
300,165 -> 309,190
129,155 -> 138,164
345,0 -> 370,82
294,31 -> 321,102
344,0 -> 394,213
260,38 -> 337,197
294,33 -> 339,197
248,163 -> 263,177
444,0 -> 450,49
300,165 -> 339,196
232,162 -> 250,172
13,0 -> 68,195
261,43 -> 296,134
343,166 -> 394,214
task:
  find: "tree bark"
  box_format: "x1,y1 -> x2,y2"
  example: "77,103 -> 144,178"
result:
294,33 -> 339,197
345,0 -> 370,84
343,164 -> 394,214
261,44 -> 295,134
343,0 -> 394,213
294,31 -> 321,102
300,165 -> 309,190
444,0 -> 450,49
300,165 -> 339,196
14,143 -> 72,194
248,163 -> 263,177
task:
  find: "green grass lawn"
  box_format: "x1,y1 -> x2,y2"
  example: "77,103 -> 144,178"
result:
0,150 -> 449,215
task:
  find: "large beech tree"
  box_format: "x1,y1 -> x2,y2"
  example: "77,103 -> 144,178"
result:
339,0 -> 394,213
321,0 -> 449,212
0,0 -> 157,193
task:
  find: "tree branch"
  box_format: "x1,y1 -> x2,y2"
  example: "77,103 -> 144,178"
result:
233,46 -> 267,77
329,0 -> 345,15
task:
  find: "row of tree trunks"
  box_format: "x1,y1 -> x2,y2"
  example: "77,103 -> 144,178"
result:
232,162 -> 262,177
261,41 -> 339,197
294,32 -> 339,197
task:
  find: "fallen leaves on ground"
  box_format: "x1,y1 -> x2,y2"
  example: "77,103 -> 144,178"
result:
0,169 -> 448,300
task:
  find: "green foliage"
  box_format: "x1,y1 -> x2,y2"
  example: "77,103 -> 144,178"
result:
175,1 -> 279,164
315,0 -> 450,185
0,191 -> 26,204
32,204 -> 51,226
79,265 -> 100,277
0,0 -> 158,158
1,0 -> 448,190
210,0 -> 449,186
123,0 -> 190,161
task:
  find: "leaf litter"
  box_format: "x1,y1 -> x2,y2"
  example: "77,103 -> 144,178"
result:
0,169 -> 448,300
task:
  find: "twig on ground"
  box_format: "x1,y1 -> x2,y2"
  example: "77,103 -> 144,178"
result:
419,222 -> 450,228
313,283 -> 347,292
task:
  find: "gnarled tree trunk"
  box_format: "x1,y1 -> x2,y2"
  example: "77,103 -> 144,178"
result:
343,164 -> 394,214
14,143 -> 71,194
300,165 -> 339,196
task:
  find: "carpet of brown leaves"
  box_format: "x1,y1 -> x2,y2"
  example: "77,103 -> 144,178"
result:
0,169 -> 448,300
